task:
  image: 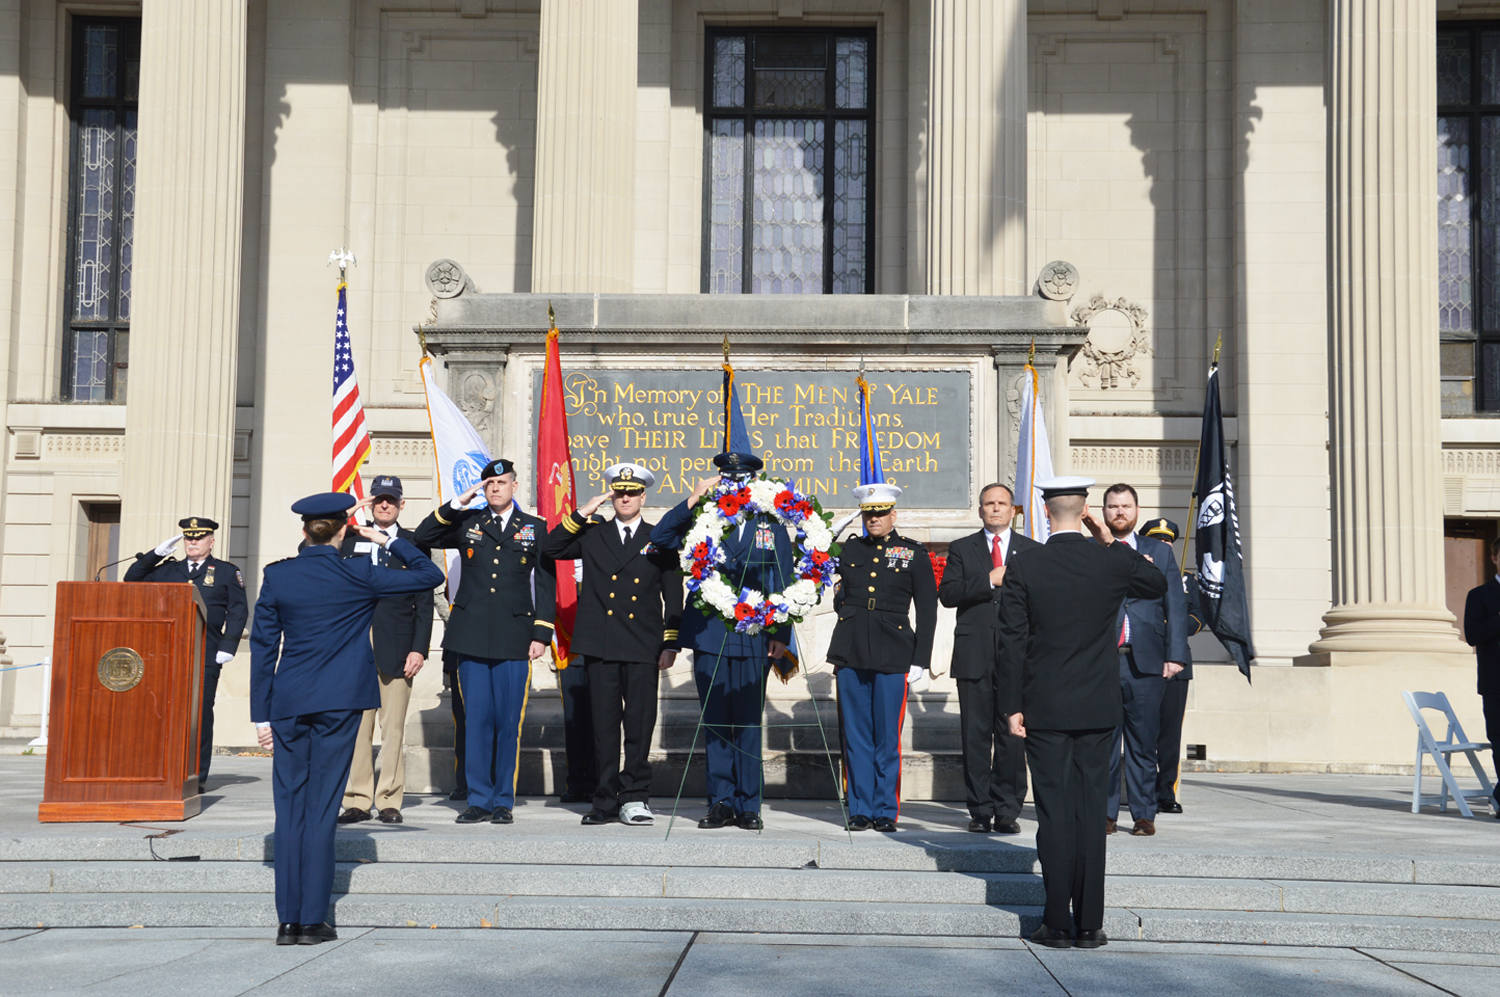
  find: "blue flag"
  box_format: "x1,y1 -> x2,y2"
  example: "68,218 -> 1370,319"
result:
723,362 -> 751,453
856,374 -> 884,486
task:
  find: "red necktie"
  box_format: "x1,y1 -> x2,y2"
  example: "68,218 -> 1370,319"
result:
991,535 -> 1004,568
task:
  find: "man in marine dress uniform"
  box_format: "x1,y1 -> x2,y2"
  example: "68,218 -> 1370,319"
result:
828,482 -> 938,832
997,477 -> 1166,949
938,483 -> 1040,834
414,458 -> 556,825
650,451 -> 794,831
126,516 -> 249,794
336,475 -> 436,826
1136,517 -> 1196,815
1101,485 -> 1191,838
542,463 -> 683,826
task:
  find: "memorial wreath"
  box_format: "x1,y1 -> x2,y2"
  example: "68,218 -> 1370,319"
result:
680,476 -> 841,635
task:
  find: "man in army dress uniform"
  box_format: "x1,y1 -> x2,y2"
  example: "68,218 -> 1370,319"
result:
126,516 -> 248,793
414,458 -> 555,825
542,463 -> 683,826
827,483 -> 938,832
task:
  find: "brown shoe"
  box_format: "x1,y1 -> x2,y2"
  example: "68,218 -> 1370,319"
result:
377,808 -> 402,824
1106,818 -> 1117,835
1130,819 -> 1156,836
337,807 -> 371,824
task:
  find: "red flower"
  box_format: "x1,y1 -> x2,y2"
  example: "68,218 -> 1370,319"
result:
691,564 -> 706,579
929,552 -> 948,587
692,541 -> 710,559
718,495 -> 743,516
795,501 -> 814,518
734,603 -> 755,621
774,490 -> 795,511
811,550 -> 830,565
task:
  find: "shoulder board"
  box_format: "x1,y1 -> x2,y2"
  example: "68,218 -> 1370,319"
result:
265,557 -> 294,568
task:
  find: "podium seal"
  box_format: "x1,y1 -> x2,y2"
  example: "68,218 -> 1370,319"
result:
97,647 -> 144,693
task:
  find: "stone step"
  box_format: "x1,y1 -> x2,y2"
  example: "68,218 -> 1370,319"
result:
4,893 -> 1499,953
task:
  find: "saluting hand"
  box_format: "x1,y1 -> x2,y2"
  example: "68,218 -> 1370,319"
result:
453,482 -> 483,508
351,523 -> 390,547
1081,508 -> 1112,545
690,475 -> 723,503
579,492 -> 612,517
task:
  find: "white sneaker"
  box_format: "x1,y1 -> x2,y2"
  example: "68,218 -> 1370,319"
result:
619,801 -> 654,826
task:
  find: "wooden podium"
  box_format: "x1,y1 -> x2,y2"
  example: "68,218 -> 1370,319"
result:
39,581 -> 207,822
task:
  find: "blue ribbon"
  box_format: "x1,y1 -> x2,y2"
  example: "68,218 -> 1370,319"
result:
0,662 -> 44,673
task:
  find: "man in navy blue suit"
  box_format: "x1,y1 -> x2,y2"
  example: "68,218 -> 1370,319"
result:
1100,484 -> 1190,837
1462,535 -> 1500,818
650,451 -> 794,830
250,492 -> 445,946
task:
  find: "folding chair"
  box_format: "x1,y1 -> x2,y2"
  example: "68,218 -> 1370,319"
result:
1401,690 -> 1496,818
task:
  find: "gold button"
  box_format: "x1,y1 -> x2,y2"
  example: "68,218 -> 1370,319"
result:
490,587 -> 495,593
628,613 -> 634,619
870,572 -> 877,578
877,546 -> 884,551
631,595 -> 637,601
634,578 -> 640,584
868,586 -> 875,592
611,574 -> 617,580
493,558 -> 499,564
608,609 -> 613,615
609,592 -> 615,598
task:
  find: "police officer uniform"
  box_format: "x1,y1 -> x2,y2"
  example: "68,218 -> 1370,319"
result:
541,463 -> 683,826
650,451 -> 795,831
827,483 -> 937,831
413,458 -> 556,824
250,492 -> 445,945
124,516 -> 248,792
1137,518 -> 1196,814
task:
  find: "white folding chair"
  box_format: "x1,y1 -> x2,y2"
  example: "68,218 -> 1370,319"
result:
1402,690 -> 1496,818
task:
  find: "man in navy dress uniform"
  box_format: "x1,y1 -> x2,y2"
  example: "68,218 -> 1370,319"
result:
1462,535 -> 1500,817
125,515 -> 249,793
250,492 -> 444,945
650,451 -> 794,830
828,483 -> 938,832
414,458 -> 556,825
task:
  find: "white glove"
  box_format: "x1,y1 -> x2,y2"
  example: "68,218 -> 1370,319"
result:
154,534 -> 184,557
908,666 -> 931,693
215,651 -> 233,665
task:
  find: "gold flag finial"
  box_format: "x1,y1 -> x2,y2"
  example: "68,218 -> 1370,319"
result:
548,300 -> 556,332
721,331 -> 731,362
1026,338 -> 1036,366
1212,331 -> 1222,366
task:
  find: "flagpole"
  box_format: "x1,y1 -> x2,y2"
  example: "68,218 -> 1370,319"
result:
1179,333 -> 1222,563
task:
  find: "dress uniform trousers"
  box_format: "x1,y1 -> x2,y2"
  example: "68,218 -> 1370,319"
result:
955,670 -> 1027,821
199,664 -> 222,788
1026,727 -> 1114,933
588,657 -> 659,812
836,668 -> 908,820
558,660 -> 597,797
1108,653 -> 1165,822
443,653 -> 468,797
270,709 -> 362,925
1156,676 -> 1190,806
458,657 -> 530,812
694,653 -> 769,814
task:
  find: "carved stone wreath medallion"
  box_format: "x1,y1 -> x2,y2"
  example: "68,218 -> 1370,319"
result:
1071,294 -> 1153,389
425,259 -> 471,299
1036,260 -> 1080,302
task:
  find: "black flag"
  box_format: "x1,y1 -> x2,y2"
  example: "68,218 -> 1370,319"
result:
1192,364 -> 1254,680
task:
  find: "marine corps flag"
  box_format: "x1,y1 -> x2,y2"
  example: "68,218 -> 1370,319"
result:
1192,362 -> 1254,680
538,309 -> 578,667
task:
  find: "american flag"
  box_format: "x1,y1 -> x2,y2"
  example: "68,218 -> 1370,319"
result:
332,283 -> 370,502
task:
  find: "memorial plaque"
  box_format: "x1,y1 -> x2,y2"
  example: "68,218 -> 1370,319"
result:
532,369 -> 970,509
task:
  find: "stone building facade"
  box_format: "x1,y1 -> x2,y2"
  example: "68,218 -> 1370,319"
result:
0,0 -> 1492,786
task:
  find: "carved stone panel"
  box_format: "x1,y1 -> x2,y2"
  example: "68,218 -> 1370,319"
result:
1071,295 -> 1152,389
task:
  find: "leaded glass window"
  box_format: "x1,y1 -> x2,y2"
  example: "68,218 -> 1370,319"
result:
65,18 -> 139,403
704,29 -> 874,295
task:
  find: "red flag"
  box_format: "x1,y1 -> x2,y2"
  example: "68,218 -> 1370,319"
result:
537,317 -> 577,666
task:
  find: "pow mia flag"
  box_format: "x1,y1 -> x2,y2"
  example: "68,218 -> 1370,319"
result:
1192,363 -> 1254,680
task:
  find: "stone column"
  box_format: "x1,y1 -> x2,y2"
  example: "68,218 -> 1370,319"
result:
530,0 -> 636,293
120,1 -> 247,557
924,0 -> 1027,296
1307,0 -> 1465,657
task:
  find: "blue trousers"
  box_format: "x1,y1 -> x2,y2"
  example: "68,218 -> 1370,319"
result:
270,709 -> 362,925
1108,653 -> 1166,822
837,668 -> 908,820
694,654 -> 768,813
458,657 -> 531,812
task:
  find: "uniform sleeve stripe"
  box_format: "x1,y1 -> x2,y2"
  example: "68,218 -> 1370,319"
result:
434,507 -> 453,526
535,620 -> 555,629
561,516 -> 583,534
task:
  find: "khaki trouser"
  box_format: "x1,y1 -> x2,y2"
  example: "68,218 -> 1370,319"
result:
342,671 -> 413,811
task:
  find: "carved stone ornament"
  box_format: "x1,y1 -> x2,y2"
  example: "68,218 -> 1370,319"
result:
425,259 -> 471,299
1036,260 -> 1080,302
456,367 -> 497,439
97,647 -> 144,693
1070,294 -> 1153,389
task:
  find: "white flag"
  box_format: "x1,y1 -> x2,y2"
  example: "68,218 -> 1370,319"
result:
419,356 -> 491,509
1015,364 -> 1054,541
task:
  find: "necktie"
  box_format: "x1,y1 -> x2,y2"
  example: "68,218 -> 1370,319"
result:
991,535 -> 1003,568
623,526 -> 632,544
188,562 -> 197,577
378,532 -> 391,566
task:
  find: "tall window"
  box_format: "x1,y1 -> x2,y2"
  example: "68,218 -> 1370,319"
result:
65,18 -> 139,403
703,29 -> 874,295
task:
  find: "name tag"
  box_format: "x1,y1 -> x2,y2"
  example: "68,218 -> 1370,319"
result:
353,541 -> 376,553
754,527 -> 776,550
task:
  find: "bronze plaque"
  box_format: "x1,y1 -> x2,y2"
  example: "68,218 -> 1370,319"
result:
97,647 -> 144,693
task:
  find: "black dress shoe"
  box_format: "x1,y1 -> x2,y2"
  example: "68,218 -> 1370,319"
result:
698,801 -> 735,829
872,816 -> 898,832
1158,800 -> 1183,814
197,783 -> 208,795
491,807 -> 514,824
559,790 -> 591,804
297,922 -> 337,945
1030,924 -> 1072,949
1074,929 -> 1108,949
337,807 -> 372,824
993,817 -> 1022,835
967,815 -> 992,833
377,808 -> 402,824
449,788 -> 469,802
580,808 -> 615,825
846,815 -> 873,832
275,923 -> 301,946
455,805 -> 493,824
737,812 -> 763,831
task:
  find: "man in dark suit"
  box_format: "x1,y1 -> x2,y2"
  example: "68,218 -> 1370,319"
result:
1101,485 -> 1191,837
1462,535 -> 1500,817
998,477 -> 1167,949
939,482 -> 1041,834
125,515 -> 249,794
542,463 -> 683,826
414,458 -> 556,825
336,475 -> 435,826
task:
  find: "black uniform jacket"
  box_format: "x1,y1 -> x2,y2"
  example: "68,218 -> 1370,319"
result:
938,529 -> 1042,680
1118,534 -> 1194,680
1463,577 -> 1500,697
541,510 -> 684,664
996,532 -> 1167,730
338,526 -> 437,677
414,504 -> 556,661
124,552 -> 249,659
828,530 -> 938,675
